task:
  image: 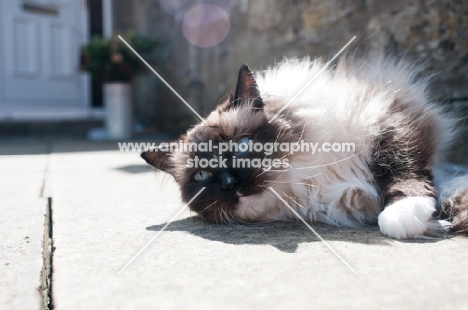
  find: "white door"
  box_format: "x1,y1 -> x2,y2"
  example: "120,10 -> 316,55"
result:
0,0 -> 89,116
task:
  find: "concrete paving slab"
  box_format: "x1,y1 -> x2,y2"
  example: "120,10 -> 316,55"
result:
0,147 -> 49,197
0,198 -> 48,310
0,145 -> 50,310
49,142 -> 468,310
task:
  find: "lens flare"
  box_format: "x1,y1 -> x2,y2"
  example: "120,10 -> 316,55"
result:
182,4 -> 231,48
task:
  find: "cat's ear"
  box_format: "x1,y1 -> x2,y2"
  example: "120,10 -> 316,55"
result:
141,148 -> 174,175
232,64 -> 263,109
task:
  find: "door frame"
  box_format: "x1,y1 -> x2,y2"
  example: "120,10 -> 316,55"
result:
103,0 -> 113,37
0,0 -> 108,121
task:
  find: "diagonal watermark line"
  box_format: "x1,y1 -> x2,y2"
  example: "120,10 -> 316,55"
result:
268,36 -> 356,123
117,187 -> 206,275
118,35 -> 205,123
268,187 -> 357,274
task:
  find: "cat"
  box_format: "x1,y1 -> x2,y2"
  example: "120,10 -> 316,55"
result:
141,56 -> 468,239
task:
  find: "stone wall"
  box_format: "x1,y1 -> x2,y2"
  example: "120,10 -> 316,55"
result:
123,0 -> 468,140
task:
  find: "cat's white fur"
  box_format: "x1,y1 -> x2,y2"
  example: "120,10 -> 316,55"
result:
231,57 -> 454,239
378,197 -> 439,239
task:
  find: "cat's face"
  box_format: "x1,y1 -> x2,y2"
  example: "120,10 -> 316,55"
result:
142,65 -> 299,223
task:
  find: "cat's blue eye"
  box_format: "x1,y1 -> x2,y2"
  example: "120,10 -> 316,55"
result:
193,171 -> 213,183
235,137 -> 250,156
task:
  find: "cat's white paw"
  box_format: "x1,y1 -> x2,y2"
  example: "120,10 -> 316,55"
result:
378,197 -> 439,239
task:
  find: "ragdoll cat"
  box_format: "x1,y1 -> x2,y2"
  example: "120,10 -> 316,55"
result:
141,56 -> 468,239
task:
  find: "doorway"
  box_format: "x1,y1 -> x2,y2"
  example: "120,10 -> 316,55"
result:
88,0 -> 104,108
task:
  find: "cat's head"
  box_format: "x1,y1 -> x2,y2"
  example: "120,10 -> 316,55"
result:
142,65 -> 299,223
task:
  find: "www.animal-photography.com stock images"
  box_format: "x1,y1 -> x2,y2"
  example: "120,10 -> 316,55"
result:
2,1 -> 468,309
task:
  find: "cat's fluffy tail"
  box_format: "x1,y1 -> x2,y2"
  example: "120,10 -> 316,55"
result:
441,188 -> 468,234
435,163 -> 468,235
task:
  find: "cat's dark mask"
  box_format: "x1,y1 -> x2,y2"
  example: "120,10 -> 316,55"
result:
141,65 -> 292,223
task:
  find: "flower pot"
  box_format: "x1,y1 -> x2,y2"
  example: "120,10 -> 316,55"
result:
104,83 -> 132,140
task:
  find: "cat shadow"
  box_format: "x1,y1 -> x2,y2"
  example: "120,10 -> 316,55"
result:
114,164 -> 153,174
146,216 -> 395,253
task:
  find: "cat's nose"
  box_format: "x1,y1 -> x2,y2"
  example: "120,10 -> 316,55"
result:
220,171 -> 238,190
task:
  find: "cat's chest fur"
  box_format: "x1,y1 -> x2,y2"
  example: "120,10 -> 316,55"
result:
249,59 -> 400,226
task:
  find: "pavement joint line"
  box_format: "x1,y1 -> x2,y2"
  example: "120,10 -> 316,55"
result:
268,187 -> 357,275
268,36 -> 357,123
41,197 -> 54,309
117,187 -> 206,275
118,35 -> 205,123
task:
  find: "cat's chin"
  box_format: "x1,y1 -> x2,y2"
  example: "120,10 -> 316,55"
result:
237,194 -> 262,209
234,192 -> 275,222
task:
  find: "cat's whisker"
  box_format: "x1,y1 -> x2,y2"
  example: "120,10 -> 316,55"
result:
222,208 -> 238,227
199,200 -> 219,214
267,170 -> 289,183
224,210 -> 233,226
261,187 -> 304,211
262,188 -> 277,200
254,169 -> 271,178
263,180 -> 317,187
227,210 -> 242,227
357,59 -> 382,85
281,192 -> 307,209
280,100 -> 294,120
278,121 -> 308,161
304,173 -> 322,179
255,166 -> 288,179
220,208 -> 228,226
260,183 -> 290,192
274,191 -> 307,208
274,114 -> 288,143
254,166 -> 279,178
289,152 -> 362,170
218,209 -> 225,225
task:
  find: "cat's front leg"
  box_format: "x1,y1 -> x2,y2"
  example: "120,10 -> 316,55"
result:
377,179 -> 447,239
378,196 -> 439,239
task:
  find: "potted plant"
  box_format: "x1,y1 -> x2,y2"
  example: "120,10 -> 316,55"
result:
80,33 -> 158,140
